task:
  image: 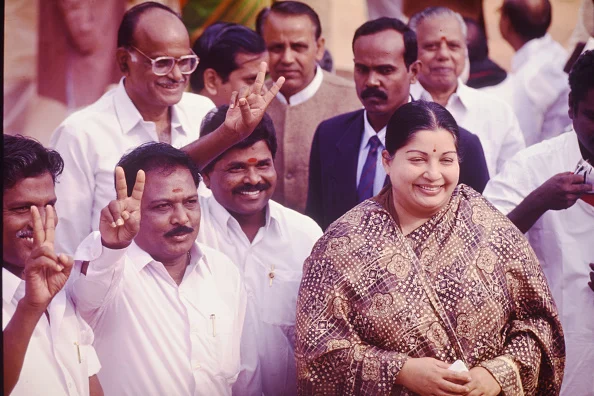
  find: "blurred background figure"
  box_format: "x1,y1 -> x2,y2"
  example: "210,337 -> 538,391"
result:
495,0 -> 571,146
366,0 -> 406,20
38,0 -> 125,110
318,48 -> 334,72
464,16 -> 507,89
565,0 -> 594,71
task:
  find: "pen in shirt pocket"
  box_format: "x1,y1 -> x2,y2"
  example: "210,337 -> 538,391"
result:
74,341 -> 81,363
210,314 -> 216,337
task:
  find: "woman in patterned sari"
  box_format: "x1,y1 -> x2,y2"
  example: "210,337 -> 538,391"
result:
295,101 -> 565,396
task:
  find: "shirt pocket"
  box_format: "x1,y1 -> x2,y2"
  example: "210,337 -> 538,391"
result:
204,312 -> 240,381
260,269 -> 302,328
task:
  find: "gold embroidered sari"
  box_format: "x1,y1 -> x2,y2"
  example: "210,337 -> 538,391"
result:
295,185 -> 564,395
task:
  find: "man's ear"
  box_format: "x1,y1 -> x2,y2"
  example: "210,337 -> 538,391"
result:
116,48 -> 131,75
203,69 -> 221,96
499,12 -> 511,41
409,60 -> 421,84
381,150 -> 392,174
201,172 -> 212,189
315,37 -> 326,62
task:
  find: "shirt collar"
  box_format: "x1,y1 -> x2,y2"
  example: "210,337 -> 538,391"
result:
362,110 -> 387,148
266,201 -> 285,238
411,79 -> 471,110
208,194 -> 283,239
114,78 -> 190,136
127,240 -> 207,274
512,34 -> 553,72
2,268 -> 23,304
276,65 -> 324,106
452,80 -> 473,109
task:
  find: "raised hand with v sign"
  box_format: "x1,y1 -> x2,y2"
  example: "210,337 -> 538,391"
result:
99,166 -> 145,250
224,61 -> 285,141
22,205 -> 73,311
183,62 -> 285,169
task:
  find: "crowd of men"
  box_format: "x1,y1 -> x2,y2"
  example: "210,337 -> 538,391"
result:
3,1 -> 593,395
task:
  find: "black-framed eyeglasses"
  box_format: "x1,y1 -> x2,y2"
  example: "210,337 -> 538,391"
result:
130,46 -> 199,76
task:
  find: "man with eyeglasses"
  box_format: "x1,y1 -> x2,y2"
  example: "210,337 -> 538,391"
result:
49,2 -> 283,255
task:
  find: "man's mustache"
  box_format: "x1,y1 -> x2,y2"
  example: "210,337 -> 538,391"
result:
232,182 -> 271,194
361,87 -> 388,101
164,225 -> 195,237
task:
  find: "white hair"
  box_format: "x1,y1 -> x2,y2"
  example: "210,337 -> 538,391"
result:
409,7 -> 468,39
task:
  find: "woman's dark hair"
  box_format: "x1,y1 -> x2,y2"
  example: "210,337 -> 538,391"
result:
117,1 -> 181,48
199,105 -> 277,174
3,134 -> 64,191
385,101 -> 460,157
116,142 -> 201,197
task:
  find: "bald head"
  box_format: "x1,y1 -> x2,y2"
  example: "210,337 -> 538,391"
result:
117,2 -> 187,49
501,0 -> 551,42
133,8 -> 190,50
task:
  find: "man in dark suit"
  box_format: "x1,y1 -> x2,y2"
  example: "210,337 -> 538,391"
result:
306,17 -> 489,230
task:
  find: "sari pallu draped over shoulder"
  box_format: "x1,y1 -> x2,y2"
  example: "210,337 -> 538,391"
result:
295,184 -> 565,395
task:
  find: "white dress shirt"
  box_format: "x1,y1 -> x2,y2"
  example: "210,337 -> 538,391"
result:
483,132 -> 594,395
487,34 -> 571,147
197,194 -> 323,396
356,111 -> 387,197
275,65 -> 324,106
411,80 -> 526,177
49,79 -> 215,255
70,233 -> 246,396
2,268 -> 101,396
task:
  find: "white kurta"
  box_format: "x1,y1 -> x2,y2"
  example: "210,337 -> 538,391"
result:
70,234 -> 246,396
411,80 -> 526,177
484,34 -> 571,147
2,268 -> 101,396
197,194 -> 323,395
49,79 -> 215,255
483,132 -> 594,395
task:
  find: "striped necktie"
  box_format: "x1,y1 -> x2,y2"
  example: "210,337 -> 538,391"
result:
357,135 -> 382,202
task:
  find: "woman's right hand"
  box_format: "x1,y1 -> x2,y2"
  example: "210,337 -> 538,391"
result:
395,357 -> 471,396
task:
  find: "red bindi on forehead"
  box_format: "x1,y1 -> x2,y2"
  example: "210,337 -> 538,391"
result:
247,158 -> 257,164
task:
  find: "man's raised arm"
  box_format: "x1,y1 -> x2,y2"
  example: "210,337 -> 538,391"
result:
507,172 -> 592,233
182,62 -> 284,169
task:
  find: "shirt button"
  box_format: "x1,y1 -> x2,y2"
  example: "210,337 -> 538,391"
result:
286,172 -> 293,180
68,382 -> 73,388
192,361 -> 201,370
191,324 -> 199,334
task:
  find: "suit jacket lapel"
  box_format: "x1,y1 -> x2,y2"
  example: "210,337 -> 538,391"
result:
332,110 -> 365,208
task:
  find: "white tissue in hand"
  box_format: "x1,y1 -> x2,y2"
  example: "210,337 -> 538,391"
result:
448,360 -> 469,372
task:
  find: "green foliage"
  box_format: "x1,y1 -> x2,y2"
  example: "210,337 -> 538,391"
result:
182,0 -> 220,32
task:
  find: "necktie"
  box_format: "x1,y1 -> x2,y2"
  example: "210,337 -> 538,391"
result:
357,135 -> 382,202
